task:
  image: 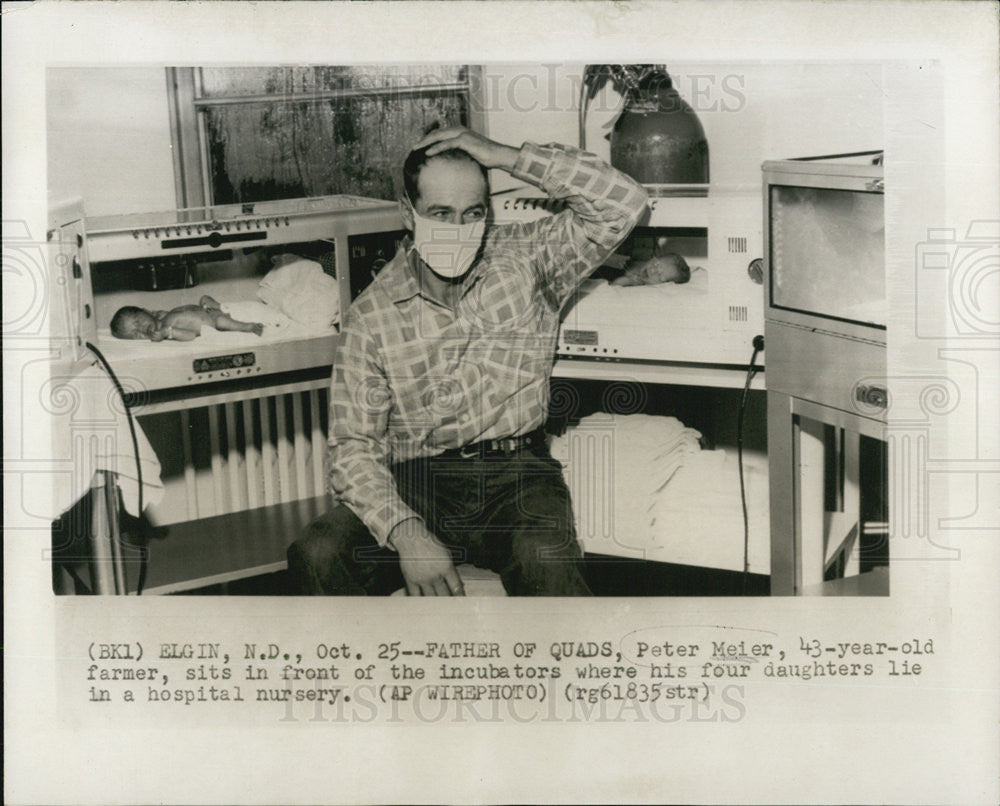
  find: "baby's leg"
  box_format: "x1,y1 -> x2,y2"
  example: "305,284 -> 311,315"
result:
208,311 -> 264,336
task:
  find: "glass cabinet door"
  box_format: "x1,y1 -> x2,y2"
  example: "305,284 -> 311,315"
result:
769,185 -> 885,328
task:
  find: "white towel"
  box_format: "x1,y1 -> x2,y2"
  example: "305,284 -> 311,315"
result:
44,363 -> 164,518
647,449 -> 770,572
256,258 -> 340,329
550,412 -> 770,571
550,413 -> 702,554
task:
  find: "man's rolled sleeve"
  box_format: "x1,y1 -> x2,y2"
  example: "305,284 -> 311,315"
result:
327,313 -> 421,546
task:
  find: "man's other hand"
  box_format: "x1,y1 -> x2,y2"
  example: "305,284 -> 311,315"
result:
389,519 -> 465,596
414,127 -> 518,173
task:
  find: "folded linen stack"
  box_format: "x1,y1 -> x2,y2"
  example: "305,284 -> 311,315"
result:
646,448 -> 770,572
256,257 -> 341,329
549,413 -> 703,555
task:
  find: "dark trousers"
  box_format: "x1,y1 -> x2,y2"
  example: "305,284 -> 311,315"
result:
287,444 -> 592,596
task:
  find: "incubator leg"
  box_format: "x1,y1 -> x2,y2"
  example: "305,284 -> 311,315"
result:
106,476 -> 127,594
796,416 -> 826,591
89,470 -> 123,594
767,391 -> 797,595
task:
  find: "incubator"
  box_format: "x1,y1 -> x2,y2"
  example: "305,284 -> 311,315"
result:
61,195 -> 404,393
762,153 -> 889,595
491,187 -> 765,369
48,196 -> 406,592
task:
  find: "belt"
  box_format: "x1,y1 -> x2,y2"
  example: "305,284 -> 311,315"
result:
441,428 -> 547,459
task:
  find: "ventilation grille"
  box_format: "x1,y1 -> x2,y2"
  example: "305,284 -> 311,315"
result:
728,236 -> 748,254
500,198 -> 568,213
729,305 -> 749,322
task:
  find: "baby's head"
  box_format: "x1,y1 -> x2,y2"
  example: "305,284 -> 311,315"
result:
647,252 -> 691,285
110,306 -> 157,340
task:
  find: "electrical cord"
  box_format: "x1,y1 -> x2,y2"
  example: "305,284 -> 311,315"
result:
738,335 -> 764,595
85,341 -> 148,594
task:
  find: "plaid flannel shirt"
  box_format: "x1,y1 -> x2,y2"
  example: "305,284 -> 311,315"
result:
328,141 -> 648,545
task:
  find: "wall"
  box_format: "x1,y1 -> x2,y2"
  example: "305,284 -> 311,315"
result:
47,67 -> 177,217
481,62 -> 885,193
47,62 -> 884,214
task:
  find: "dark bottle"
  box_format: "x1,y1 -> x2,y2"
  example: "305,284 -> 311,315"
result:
609,68 -> 709,186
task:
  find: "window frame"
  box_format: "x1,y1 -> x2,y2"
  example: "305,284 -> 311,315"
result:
165,65 -> 487,209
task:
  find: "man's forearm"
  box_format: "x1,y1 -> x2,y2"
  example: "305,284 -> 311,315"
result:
328,446 -> 424,547
493,143 -> 520,174
518,142 -> 647,224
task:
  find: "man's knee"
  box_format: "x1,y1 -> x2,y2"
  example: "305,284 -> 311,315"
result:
505,524 -> 590,596
513,525 -> 583,566
287,506 -> 404,596
287,506 -> 369,572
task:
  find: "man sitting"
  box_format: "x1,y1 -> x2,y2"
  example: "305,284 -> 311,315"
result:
287,126 -> 648,596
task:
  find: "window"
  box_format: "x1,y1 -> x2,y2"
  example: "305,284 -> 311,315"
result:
167,66 -> 485,208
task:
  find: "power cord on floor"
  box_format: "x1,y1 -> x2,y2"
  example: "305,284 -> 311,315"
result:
85,341 -> 148,594
738,335 -> 764,595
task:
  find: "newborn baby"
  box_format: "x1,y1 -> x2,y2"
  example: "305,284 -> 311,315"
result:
612,237 -> 691,286
110,295 -> 264,341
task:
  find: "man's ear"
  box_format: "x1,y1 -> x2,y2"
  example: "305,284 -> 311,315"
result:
399,198 -> 415,231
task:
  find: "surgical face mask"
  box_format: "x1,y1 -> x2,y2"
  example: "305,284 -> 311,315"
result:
407,202 -> 486,279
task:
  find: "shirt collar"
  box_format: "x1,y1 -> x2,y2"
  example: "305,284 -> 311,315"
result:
385,236 -> 422,304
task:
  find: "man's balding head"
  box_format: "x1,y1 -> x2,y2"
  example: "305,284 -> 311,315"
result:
403,145 -> 489,206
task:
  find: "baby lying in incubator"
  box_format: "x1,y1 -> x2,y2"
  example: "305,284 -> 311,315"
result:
612,236 -> 691,286
110,295 -> 264,341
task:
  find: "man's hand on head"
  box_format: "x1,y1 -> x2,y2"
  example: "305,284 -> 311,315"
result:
415,127 -> 519,173
389,518 -> 465,596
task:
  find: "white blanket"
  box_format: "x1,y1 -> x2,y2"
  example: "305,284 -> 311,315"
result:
256,258 -> 340,329
550,413 -> 770,573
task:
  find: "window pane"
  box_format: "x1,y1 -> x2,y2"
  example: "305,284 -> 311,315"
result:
198,65 -> 467,98
205,92 -> 468,204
